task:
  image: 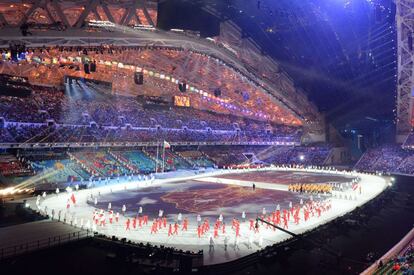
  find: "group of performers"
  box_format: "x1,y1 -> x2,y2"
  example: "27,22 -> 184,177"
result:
84,198 -> 333,244
288,183 -> 333,194
46,183 -> 335,251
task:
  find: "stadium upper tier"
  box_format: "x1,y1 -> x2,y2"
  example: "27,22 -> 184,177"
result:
0,46 -> 302,126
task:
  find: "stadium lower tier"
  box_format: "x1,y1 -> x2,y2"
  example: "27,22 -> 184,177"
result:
0,145 -> 332,187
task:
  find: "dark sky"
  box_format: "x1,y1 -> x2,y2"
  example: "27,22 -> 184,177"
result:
158,0 -> 397,129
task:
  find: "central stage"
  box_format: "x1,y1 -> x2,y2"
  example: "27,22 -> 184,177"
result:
32,167 -> 389,266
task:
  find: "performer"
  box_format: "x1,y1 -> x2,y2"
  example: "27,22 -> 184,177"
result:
283,215 -> 288,229
173,222 -> 179,235
177,213 -> 182,224
204,218 -> 210,231
168,224 -> 172,236
242,211 -> 246,222
100,214 -> 106,226
115,212 -> 120,223
197,225 -> 202,238
254,220 -> 259,233
235,223 -> 240,237
138,206 -> 143,216
248,233 -> 254,249
304,208 -> 310,222
109,211 -> 113,224
234,235 -> 240,250
108,202 -> 111,211
224,235 -> 229,251
182,217 -> 188,231
214,225 -> 219,238
122,204 -> 126,215
209,235 -> 215,251
249,219 -> 255,231
126,218 -> 131,231
150,220 -> 158,234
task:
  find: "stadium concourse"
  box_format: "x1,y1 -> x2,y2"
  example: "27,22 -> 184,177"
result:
27,166 -> 389,266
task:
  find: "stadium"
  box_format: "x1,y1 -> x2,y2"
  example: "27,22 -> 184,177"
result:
0,0 -> 412,274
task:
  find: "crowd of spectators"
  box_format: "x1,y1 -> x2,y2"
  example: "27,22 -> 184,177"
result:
0,45 -> 304,125
198,145 -> 332,167
0,154 -> 32,177
258,146 -> 332,166
375,242 -> 414,274
355,145 -> 414,175
0,125 -> 300,144
0,85 -> 301,145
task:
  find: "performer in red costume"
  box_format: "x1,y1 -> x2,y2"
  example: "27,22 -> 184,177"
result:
249,219 -> 255,230
283,215 -> 288,229
214,225 -> 219,238
138,216 -> 142,227
126,218 -> 131,231
197,225 -> 201,238
235,223 -> 241,237
182,217 -> 188,231
168,224 -> 172,236
173,222 -> 179,235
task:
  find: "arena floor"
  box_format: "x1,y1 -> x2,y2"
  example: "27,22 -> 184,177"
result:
31,167 -> 390,265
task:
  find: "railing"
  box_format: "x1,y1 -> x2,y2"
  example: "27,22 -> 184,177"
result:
361,227 -> 414,275
0,230 -> 91,260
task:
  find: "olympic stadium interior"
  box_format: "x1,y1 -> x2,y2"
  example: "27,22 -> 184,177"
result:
0,1 -> 413,275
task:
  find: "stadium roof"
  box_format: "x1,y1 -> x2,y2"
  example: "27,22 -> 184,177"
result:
159,0 -> 397,128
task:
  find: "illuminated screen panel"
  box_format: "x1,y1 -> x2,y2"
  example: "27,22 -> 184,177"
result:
174,95 -> 190,107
